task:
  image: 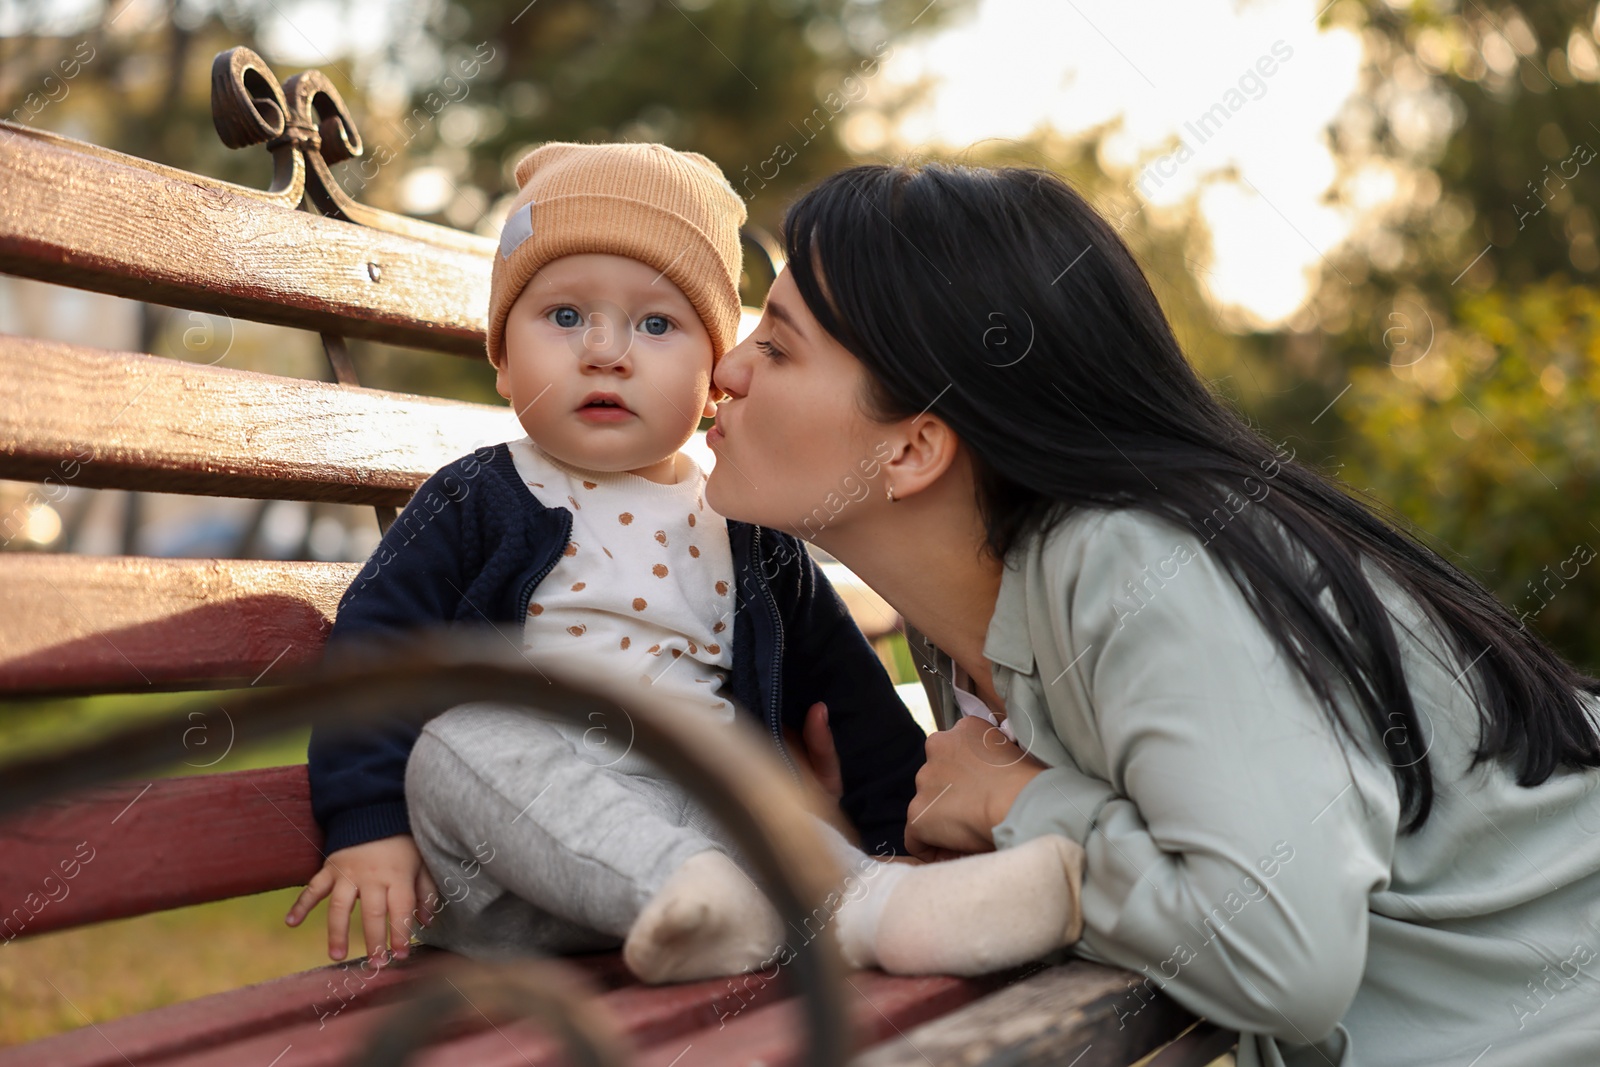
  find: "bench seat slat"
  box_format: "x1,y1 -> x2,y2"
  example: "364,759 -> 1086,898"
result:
142,962 -> 772,1067
0,556 -> 353,695
0,126 -> 493,355
627,969 -> 1004,1067
403,971 -> 1003,1067
0,335 -> 520,505
852,961 -> 1200,1066
0,947 -> 633,1067
0,952 -> 454,1067
0,766 -> 323,941
69,962 -> 999,1067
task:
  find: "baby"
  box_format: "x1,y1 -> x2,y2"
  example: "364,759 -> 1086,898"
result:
291,142 -> 1083,982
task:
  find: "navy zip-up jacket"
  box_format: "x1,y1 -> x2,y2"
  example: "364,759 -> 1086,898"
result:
307,443 -> 928,858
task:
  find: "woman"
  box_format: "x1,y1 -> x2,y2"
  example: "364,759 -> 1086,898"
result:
703,163 -> 1600,1066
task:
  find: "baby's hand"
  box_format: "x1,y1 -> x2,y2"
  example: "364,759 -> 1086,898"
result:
284,834 -> 440,965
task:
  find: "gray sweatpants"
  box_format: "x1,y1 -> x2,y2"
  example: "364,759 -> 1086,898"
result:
405,701 -> 762,959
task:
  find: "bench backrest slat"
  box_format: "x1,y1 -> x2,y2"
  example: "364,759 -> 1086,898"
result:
0,123 -> 492,356
0,765 -> 321,940
0,556 -> 352,694
0,334 -> 520,505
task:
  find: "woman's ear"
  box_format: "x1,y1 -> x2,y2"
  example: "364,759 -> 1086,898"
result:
882,413 -> 961,501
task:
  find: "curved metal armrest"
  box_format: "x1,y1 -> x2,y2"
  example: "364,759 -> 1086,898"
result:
0,631 -> 851,1067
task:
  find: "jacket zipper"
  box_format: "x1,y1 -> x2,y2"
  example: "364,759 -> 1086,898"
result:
753,525 -> 802,783
515,509 -> 574,629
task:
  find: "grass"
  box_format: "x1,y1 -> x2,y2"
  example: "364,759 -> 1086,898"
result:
0,690 -> 346,1047
0,886 -> 339,1046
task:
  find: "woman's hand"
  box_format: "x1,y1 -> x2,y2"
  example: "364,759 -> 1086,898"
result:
786,701 -> 858,844
905,715 -> 1048,861
798,700 -> 844,798
284,834 -> 439,965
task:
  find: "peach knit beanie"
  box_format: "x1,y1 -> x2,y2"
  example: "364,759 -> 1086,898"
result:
487,141 -> 747,367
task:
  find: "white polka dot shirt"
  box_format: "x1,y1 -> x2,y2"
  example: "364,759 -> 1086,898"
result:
508,437 -> 737,725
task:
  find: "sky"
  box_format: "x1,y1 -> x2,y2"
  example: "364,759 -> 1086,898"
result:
868,0 -> 1367,328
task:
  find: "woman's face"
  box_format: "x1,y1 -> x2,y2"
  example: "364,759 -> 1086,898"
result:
705,269 -> 898,539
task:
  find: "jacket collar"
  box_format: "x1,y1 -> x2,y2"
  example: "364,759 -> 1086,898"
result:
982,547 -> 1037,676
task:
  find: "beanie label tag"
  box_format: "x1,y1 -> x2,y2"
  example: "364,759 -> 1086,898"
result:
498,202 -> 535,259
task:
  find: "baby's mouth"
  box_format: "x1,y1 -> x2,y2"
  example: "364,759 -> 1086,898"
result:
578,392 -> 632,414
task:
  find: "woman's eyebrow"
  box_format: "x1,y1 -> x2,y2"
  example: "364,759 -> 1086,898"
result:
765,298 -> 807,339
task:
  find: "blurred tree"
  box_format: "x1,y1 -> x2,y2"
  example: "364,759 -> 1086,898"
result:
1342,281 -> 1600,667
1330,0 -> 1600,301
1274,0 -> 1600,670
421,0 -> 961,277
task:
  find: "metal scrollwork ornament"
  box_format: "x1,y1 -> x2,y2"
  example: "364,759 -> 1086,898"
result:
209,47 -> 492,255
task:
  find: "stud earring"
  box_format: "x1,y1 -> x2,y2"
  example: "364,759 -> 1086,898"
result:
886,484 -> 897,504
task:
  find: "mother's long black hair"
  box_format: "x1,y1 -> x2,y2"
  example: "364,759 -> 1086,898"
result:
784,163 -> 1600,831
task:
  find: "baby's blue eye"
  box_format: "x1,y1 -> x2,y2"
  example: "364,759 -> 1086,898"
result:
640,314 -> 671,336
551,307 -> 582,328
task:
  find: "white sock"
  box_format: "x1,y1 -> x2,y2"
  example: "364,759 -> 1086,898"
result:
835,834 -> 1086,977
622,850 -> 783,984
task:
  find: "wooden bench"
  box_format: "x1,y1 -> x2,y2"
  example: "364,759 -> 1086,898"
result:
0,47 -> 1234,1066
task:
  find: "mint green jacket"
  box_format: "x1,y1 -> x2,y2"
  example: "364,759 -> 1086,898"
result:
910,508 -> 1600,1066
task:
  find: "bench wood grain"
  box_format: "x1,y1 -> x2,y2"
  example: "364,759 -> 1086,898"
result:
0,334 -> 520,506
852,961 -> 1201,1066
0,123 -> 492,356
0,766 -> 322,939
0,555 -> 352,694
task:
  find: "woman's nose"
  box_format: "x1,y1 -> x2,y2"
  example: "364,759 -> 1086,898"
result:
714,337 -> 752,398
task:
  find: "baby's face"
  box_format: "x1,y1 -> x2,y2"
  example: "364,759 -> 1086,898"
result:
498,253 -> 717,484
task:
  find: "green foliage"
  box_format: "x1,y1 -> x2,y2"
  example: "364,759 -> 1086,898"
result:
1235,2 -> 1600,672
1334,0 -> 1600,295
442,0 -> 959,237
1343,280 -> 1600,668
